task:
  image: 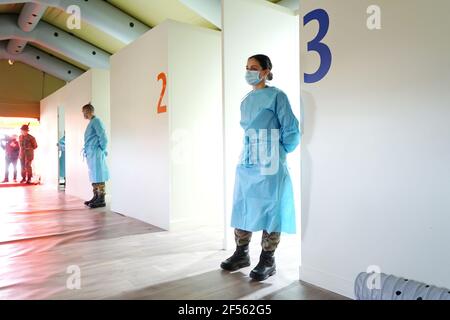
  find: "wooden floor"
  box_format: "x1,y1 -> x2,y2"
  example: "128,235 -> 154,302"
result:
0,185 -> 348,300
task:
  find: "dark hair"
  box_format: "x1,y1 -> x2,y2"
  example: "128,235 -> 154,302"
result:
248,54 -> 273,81
82,103 -> 95,112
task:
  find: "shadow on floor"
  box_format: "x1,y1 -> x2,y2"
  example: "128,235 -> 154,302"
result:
109,269 -> 273,300
260,281 -> 350,300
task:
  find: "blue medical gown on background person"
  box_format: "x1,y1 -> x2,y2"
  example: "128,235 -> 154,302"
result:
58,136 -> 65,178
84,117 -> 110,183
231,87 -> 300,234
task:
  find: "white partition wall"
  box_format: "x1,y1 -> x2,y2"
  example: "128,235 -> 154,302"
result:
300,0 -> 450,298
222,0 -> 300,248
40,70 -> 110,200
39,101 -> 59,189
110,20 -> 222,231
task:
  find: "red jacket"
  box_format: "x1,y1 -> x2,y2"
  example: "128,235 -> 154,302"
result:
1,138 -> 20,160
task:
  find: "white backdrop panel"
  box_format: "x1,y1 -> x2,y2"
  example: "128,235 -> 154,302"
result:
111,22 -> 170,229
300,0 -> 450,297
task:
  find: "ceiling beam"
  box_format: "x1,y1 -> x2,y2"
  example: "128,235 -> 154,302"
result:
0,14 -> 110,69
18,2 -> 47,33
0,0 -> 150,44
0,41 -> 83,81
6,2 -> 47,56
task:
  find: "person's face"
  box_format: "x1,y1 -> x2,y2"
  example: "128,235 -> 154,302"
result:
21,130 -> 28,136
246,58 -> 269,81
82,108 -> 92,120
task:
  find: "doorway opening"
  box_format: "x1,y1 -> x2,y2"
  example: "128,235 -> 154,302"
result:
0,117 -> 40,187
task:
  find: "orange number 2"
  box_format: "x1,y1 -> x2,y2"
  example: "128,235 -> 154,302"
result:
157,72 -> 167,114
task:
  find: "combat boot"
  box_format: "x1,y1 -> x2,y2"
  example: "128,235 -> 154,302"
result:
220,245 -> 250,271
84,189 -> 98,206
89,193 -> 106,208
249,250 -> 276,281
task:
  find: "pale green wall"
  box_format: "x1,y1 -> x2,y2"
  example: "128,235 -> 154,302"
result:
0,60 -> 66,118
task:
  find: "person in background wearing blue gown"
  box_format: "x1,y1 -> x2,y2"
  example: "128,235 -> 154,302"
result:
82,103 -> 110,208
221,54 -> 300,281
57,134 -> 65,185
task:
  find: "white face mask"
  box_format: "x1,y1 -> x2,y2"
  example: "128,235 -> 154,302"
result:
245,70 -> 262,86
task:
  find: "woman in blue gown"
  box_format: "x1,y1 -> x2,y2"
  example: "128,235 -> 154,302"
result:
221,55 -> 300,281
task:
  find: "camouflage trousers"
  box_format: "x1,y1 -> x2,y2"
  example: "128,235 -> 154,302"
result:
20,156 -> 33,180
234,228 -> 281,252
92,182 -> 106,195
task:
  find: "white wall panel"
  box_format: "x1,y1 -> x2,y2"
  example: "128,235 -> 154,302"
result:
111,20 -> 222,231
300,0 -> 450,297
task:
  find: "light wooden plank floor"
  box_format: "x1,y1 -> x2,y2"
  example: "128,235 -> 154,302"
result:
0,185 -> 347,300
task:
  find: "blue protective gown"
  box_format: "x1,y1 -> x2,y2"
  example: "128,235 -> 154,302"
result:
58,136 -> 65,178
84,116 -> 110,183
231,86 -> 300,234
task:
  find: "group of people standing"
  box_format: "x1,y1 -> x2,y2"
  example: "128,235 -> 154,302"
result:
1,53 -> 300,283
0,105 -> 110,210
1,124 -> 38,184
0,103 -> 110,210
78,54 -> 300,281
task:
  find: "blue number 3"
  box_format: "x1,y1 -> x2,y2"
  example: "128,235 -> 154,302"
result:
304,9 -> 332,83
